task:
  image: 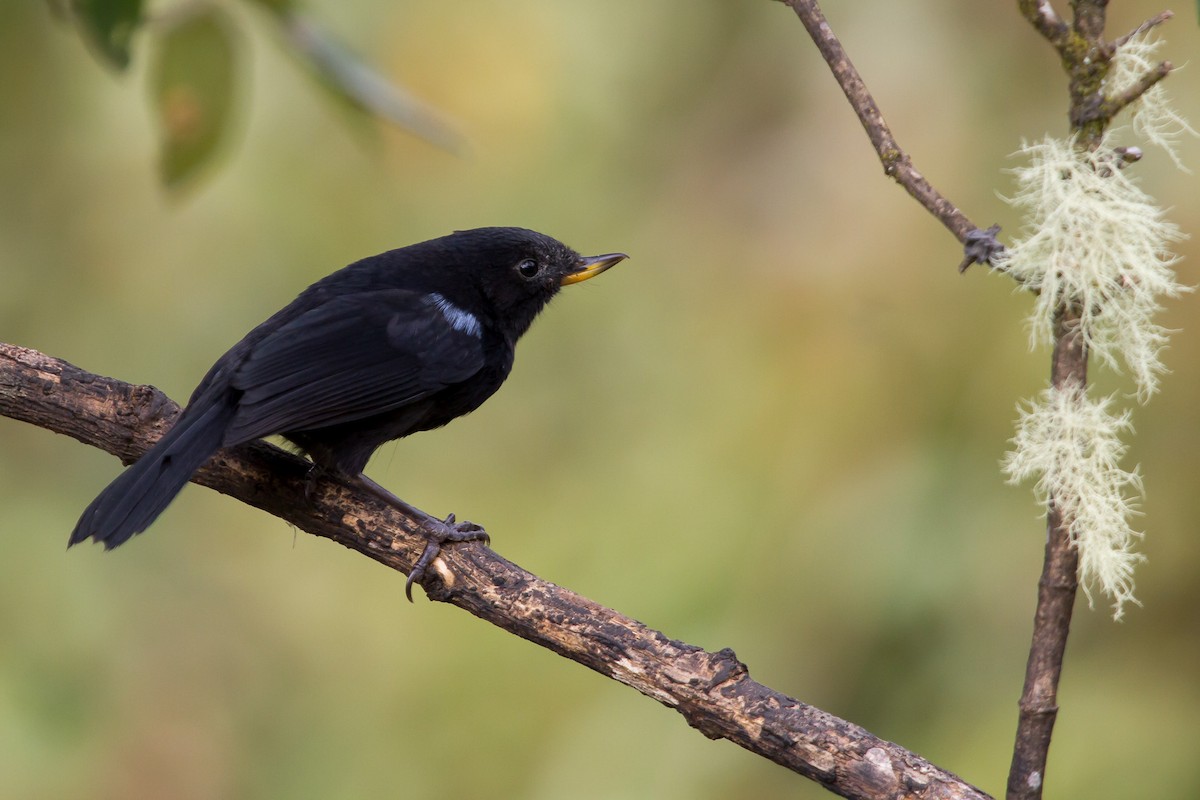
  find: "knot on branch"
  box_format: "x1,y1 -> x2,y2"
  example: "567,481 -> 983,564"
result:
958,225 -> 1004,273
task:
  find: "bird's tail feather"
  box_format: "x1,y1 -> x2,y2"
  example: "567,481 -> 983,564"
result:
70,398 -> 236,549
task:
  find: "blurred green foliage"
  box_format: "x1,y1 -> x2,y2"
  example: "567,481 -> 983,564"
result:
67,0 -> 143,69
152,6 -> 237,189
2,2 -> 1199,799
57,0 -> 460,189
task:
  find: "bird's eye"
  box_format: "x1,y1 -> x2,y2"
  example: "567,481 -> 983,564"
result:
517,259 -> 541,279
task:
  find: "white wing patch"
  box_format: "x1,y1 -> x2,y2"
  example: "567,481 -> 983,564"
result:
427,292 -> 483,338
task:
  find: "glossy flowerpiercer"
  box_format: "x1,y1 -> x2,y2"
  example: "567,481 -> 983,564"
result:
70,227 -> 627,597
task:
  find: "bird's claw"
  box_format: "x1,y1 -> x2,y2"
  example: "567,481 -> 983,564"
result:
404,514 -> 490,602
441,513 -> 490,545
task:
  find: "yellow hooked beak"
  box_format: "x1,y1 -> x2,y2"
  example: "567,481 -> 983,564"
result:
560,252 -> 629,286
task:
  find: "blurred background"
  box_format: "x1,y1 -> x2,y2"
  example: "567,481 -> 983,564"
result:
3,1 -> 1199,798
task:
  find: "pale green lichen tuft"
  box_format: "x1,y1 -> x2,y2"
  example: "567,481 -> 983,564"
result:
996,135 -> 1187,401
1109,31 -> 1197,171
994,33 -> 1193,621
1003,384 -> 1144,619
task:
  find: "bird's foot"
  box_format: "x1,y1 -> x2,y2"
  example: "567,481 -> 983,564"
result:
349,474 -> 491,602
406,513 -> 490,602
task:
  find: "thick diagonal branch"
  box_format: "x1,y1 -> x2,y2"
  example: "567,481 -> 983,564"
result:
0,342 -> 991,800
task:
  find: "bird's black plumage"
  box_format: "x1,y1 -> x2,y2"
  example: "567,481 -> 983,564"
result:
70,227 -> 626,555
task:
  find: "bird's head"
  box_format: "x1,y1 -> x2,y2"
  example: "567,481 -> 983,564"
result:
449,227 -> 627,340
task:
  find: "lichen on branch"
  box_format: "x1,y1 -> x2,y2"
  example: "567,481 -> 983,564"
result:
997,135 -> 1187,401
1109,31 -> 1196,170
1004,382 -> 1144,619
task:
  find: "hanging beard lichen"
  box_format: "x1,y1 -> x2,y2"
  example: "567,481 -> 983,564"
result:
995,34 -> 1192,618
1003,384 -> 1144,619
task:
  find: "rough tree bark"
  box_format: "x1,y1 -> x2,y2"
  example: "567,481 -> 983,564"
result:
0,341 -> 991,800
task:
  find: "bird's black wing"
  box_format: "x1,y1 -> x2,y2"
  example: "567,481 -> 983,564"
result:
223,289 -> 485,444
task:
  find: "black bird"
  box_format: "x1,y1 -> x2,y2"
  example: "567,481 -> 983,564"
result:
70,227 -> 627,597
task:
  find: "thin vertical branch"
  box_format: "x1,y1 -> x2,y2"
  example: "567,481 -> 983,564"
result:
1071,0 -> 1108,42
1007,4 -> 1175,798
1007,312 -> 1086,800
777,1 -> 1178,798
1006,2 -> 1108,791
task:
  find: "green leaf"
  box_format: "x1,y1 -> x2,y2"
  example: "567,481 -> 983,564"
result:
276,12 -> 464,154
151,6 -> 238,190
70,0 -> 144,70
